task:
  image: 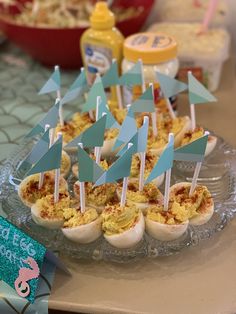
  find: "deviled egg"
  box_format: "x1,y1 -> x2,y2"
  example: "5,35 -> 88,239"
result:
145,201 -> 189,241
116,181 -> 164,213
62,207 -> 102,244
18,172 -> 68,207
102,203 -> 145,249
31,192 -> 71,229
180,127 -> 217,156
73,181 -> 117,214
170,182 -> 214,225
129,152 -> 164,187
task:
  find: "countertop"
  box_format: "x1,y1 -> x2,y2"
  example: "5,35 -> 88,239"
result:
49,58 -> 236,314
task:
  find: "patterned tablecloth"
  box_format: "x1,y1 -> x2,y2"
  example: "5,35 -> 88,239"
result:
0,43 -> 76,314
0,43 -> 79,166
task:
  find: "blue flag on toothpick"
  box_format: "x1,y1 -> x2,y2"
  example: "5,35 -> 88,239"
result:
156,71 -> 188,98
60,69 -> 88,105
188,72 -> 217,104
82,75 -> 107,113
77,146 -> 104,183
131,86 -> 155,113
174,133 -> 209,162
101,60 -> 119,88
26,136 -> 62,176
97,98 -> 120,130
65,115 -> 107,149
117,117 -> 149,156
38,66 -> 61,95
95,143 -> 135,186
118,60 -> 143,86
19,129 -> 50,172
113,106 -> 137,151
145,136 -> 174,183
25,99 -> 60,138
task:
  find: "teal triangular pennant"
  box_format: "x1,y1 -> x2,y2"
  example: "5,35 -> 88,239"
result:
65,115 -> 107,148
82,75 -> 107,113
131,86 -> 155,113
156,71 -> 188,98
113,106 -> 137,150
19,129 -> 50,172
174,134 -> 208,162
61,70 -> 88,105
145,136 -> 174,183
95,143 -> 135,186
118,60 -> 143,86
117,117 -> 149,156
25,100 -> 60,138
27,136 -> 62,176
77,146 -> 104,182
101,61 -> 119,88
97,99 -> 120,129
188,72 -> 217,104
25,101 -> 60,137
39,66 -> 61,95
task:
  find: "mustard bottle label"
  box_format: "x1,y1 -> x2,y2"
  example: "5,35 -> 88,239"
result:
83,43 -> 113,85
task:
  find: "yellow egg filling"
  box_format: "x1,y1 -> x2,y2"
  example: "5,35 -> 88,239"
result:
63,207 -> 99,228
102,203 -> 140,236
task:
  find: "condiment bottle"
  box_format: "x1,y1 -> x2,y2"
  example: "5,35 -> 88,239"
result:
80,1 -> 124,86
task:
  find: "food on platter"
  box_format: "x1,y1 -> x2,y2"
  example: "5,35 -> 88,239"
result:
180,127 -> 217,156
130,152 -> 164,187
170,182 -> 214,225
31,192 -> 71,229
18,172 -> 68,207
145,201 -> 189,241
102,203 -> 145,249
62,207 -> 102,244
74,181 -> 117,214
116,181 -> 164,213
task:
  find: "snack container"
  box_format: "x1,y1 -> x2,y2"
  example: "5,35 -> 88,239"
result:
148,23 -> 231,91
156,0 -> 229,28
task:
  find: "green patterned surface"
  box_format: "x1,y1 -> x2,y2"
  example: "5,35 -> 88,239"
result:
0,43 -> 77,313
0,43 -> 81,166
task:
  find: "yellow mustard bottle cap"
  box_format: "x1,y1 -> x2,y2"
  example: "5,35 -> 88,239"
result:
123,33 -> 178,64
90,1 -> 115,30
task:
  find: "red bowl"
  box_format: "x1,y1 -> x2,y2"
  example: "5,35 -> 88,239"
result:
0,0 -> 154,69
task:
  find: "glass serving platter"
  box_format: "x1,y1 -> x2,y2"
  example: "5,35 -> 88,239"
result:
0,133 -> 236,263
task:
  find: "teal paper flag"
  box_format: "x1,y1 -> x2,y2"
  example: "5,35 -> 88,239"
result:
131,86 -> 155,113
65,115 -> 107,149
27,136 -> 62,176
118,60 -> 143,86
60,70 -> 88,105
188,72 -> 217,104
25,100 -> 60,138
77,146 -> 104,182
38,66 -> 61,95
95,143 -> 135,186
101,60 -> 119,88
113,106 -> 137,150
117,117 -> 149,156
19,129 -> 50,172
174,134 -> 209,162
82,75 -> 107,113
97,99 -> 120,129
156,71 -> 188,98
145,136 -> 174,183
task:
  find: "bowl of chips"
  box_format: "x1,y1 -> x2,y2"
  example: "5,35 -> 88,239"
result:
0,0 -> 154,68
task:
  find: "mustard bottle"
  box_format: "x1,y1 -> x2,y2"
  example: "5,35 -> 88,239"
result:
80,1 -> 124,86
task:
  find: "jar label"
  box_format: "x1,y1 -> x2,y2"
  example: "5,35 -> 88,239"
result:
83,43 -> 112,85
